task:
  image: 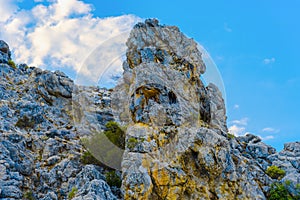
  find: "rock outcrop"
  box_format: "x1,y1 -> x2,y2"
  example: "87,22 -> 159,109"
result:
0,40 -> 11,64
114,19 -> 300,199
0,40 -> 118,199
0,19 -> 299,200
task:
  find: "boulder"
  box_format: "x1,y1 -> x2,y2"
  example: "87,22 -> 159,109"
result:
0,40 -> 11,64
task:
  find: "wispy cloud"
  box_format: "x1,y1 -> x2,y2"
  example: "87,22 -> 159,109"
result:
262,127 -> 280,133
228,119 -> 277,141
259,135 -> 275,141
263,57 -> 275,65
0,0 -> 141,82
231,118 -> 248,126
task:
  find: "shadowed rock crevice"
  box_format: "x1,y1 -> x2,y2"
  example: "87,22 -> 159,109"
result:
130,83 -> 181,126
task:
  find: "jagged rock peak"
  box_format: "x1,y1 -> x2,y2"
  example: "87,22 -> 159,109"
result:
124,18 -> 206,75
134,18 -> 160,28
117,19 -> 227,129
0,40 -> 11,63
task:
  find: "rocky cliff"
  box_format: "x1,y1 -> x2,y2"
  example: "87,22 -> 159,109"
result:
0,41 -> 118,199
115,19 -> 300,199
0,19 -> 299,200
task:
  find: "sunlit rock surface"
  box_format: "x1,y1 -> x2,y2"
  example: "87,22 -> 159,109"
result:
115,20 -> 300,199
0,19 -> 299,200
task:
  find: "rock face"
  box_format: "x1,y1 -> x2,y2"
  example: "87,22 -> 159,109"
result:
0,40 -> 11,63
0,48 -> 118,199
115,19 -> 300,199
0,19 -> 300,200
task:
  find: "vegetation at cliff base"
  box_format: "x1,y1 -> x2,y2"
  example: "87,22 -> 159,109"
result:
267,181 -> 300,200
80,121 -> 125,169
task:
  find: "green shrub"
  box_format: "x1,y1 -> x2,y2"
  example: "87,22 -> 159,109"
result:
15,115 -> 35,130
268,182 -> 292,200
80,121 -> 126,169
285,180 -> 292,186
296,184 -> 300,198
80,150 -> 104,167
227,133 -> 235,139
127,137 -> 138,149
266,166 -> 286,180
8,59 -> 17,69
103,121 -> 125,149
68,187 -> 78,199
105,171 -> 122,188
24,191 -> 34,200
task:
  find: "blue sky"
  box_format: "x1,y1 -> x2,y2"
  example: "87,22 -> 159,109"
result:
1,0 -> 299,150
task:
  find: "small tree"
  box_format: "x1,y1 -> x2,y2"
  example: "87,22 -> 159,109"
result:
103,121 -> 125,149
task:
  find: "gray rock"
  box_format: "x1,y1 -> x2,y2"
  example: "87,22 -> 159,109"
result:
36,69 -> 74,100
69,165 -> 117,200
0,40 -> 11,64
0,20 -> 299,199
284,142 -> 300,153
246,142 -> 276,159
41,191 -> 58,200
237,133 -> 262,144
207,83 -> 227,132
0,185 -> 22,199
0,40 -> 118,200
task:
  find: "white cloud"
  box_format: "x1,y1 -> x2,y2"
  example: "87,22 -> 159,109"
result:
228,118 -> 277,140
228,125 -> 246,136
259,135 -> 275,141
234,104 -> 240,109
0,0 -> 18,23
263,57 -> 275,65
262,127 -> 280,133
231,117 -> 248,126
228,117 -> 249,136
0,0 -> 141,84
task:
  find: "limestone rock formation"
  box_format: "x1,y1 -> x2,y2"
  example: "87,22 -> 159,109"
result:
115,19 -> 300,199
0,20 -> 299,200
0,44 -> 118,199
